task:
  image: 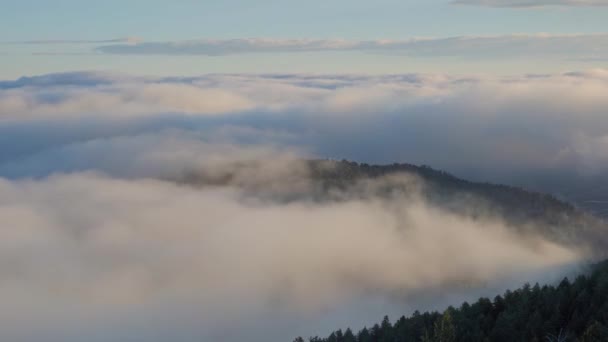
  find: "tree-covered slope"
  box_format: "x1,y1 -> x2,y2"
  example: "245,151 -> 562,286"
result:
305,160 -> 607,251
297,260 -> 608,342
181,159 -> 608,253
307,160 -> 577,222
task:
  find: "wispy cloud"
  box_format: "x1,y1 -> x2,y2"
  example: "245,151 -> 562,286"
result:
7,34 -> 608,62
92,34 -> 608,60
1,37 -> 141,45
451,0 -> 608,7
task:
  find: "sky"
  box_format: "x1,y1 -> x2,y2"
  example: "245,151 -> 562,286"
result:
1,0 -> 608,77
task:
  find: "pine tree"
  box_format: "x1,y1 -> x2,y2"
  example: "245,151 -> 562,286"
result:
434,310 -> 456,342
580,321 -> 608,342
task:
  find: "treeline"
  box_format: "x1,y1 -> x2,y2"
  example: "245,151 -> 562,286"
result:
308,159 -> 577,221
296,260 -> 608,342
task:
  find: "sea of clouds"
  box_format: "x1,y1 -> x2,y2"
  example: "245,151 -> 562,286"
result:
1,70 -> 608,341
2,70 -> 608,196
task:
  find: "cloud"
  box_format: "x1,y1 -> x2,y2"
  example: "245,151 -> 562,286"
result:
0,73 -> 257,118
92,34 -> 608,60
0,131 -> 308,179
1,69 -> 608,341
3,70 -> 608,210
0,167 -> 584,342
2,70 -> 608,185
452,0 -> 608,7
1,37 -> 141,45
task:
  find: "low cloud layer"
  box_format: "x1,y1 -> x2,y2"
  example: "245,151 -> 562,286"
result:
3,70 -> 608,216
1,69 -> 608,341
452,0 -> 608,7
0,165 -> 584,342
2,70 -> 608,186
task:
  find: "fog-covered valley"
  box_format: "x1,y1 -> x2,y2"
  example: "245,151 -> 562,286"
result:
2,71 -> 608,341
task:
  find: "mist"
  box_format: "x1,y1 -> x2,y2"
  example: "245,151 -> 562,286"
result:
3,71 -> 608,207
1,70 -> 607,341
0,153 -> 591,341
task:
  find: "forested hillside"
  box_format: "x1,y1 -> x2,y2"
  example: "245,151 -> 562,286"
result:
309,160 -> 608,253
296,260 -> 608,342
182,159 -> 608,252
307,160 -> 580,225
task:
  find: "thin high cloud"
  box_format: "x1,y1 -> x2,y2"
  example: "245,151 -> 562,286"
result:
452,0 -> 608,7
1,37 -> 141,45
92,34 -> 608,60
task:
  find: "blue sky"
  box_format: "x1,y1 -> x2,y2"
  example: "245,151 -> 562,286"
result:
4,0 -> 608,39
1,0 -> 608,77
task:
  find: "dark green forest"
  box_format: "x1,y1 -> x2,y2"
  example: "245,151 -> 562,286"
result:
296,260 -> 608,342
